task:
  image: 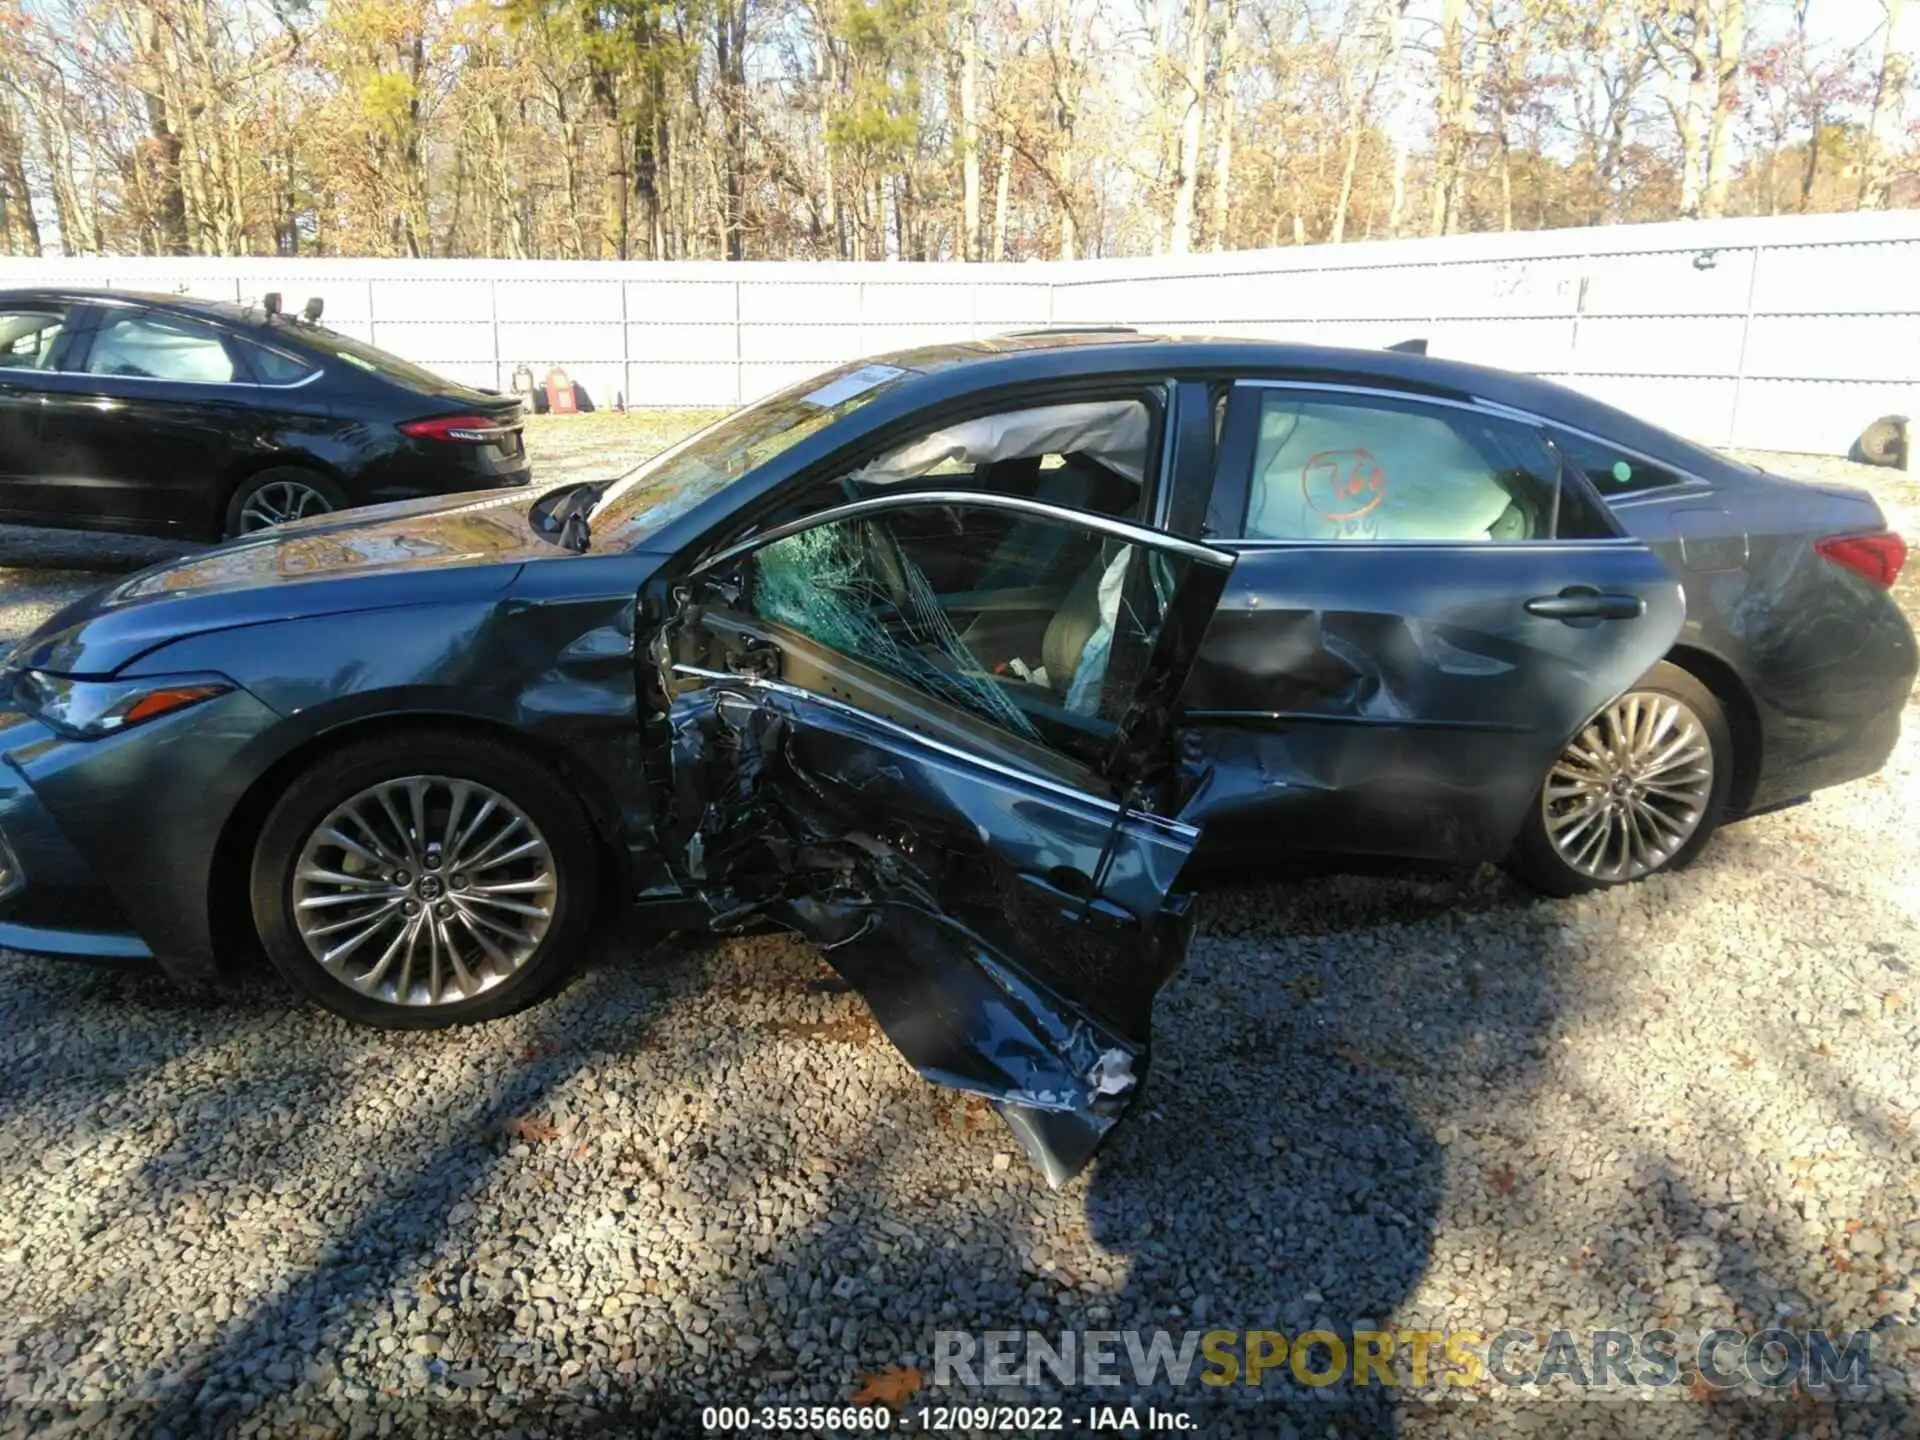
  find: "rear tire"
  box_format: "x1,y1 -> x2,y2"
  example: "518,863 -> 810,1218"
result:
1505,661 -> 1732,897
224,466 -> 346,538
250,731 -> 599,1028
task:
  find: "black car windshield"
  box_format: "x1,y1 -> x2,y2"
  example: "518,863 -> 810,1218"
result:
288,324 -> 464,393
590,361 -> 915,542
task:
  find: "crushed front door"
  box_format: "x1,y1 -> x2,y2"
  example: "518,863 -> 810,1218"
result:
647,493 -> 1235,1184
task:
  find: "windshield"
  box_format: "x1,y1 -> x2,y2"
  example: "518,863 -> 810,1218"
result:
589,361 -> 915,542
292,325 -> 469,393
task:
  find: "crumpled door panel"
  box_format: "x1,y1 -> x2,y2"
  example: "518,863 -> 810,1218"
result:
662,680 -> 1200,1185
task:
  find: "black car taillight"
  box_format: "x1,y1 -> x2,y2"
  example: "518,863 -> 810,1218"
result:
399,415 -> 518,444
1815,532 -> 1908,589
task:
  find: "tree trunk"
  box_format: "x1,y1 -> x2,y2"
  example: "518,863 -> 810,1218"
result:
1702,0 -> 1743,217
1862,0 -> 1911,208
1675,2 -> 1710,217
960,2 -> 981,260
130,0 -> 189,254
715,0 -> 747,260
0,95 -> 43,256
1428,0 -> 1467,235
1384,0 -> 1411,235
1168,0 -> 1210,254
991,141 -> 1012,259
1209,0 -> 1238,249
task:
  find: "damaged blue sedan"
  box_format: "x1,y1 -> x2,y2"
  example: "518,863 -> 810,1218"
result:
0,333 -> 1911,1182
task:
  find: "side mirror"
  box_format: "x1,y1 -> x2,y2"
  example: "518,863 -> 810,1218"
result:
263,292 -> 282,318
302,297 -> 324,323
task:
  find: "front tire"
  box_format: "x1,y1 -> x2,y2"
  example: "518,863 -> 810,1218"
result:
251,732 -> 599,1028
1505,661 -> 1732,897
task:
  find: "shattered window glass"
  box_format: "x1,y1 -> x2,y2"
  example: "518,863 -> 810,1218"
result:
741,502 -> 1196,761
1243,391 -> 1560,543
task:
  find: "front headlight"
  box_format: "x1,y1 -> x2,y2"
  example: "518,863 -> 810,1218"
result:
14,671 -> 234,739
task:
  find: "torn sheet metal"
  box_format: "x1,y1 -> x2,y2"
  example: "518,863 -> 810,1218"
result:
658,678 -> 1200,1187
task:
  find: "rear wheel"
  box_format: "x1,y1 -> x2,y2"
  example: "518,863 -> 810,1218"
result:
250,732 -> 598,1028
225,466 -> 345,537
1505,661 -> 1732,896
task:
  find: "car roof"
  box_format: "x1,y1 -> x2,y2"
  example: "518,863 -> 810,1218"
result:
861,329 -> 1733,477
0,286 -> 277,332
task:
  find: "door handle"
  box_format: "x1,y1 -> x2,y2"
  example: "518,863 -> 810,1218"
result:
1525,587 -> 1645,623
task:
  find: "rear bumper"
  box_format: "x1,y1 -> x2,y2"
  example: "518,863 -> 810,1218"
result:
1743,591 -> 1918,812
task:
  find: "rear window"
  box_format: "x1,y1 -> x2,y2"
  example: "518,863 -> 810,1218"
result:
288,325 -> 458,392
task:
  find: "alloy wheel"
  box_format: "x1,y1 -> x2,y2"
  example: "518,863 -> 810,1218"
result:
1542,691 -> 1716,883
290,775 -> 557,1007
238,479 -> 334,532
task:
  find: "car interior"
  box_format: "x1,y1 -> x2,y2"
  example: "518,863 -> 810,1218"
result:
0,310 -> 67,371
84,314 -> 237,384
689,397 -> 1183,771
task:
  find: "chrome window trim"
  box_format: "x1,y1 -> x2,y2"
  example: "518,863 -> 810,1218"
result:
1223,537 -> 1643,552
49,365 -> 326,392
1232,378 -> 1715,501
671,663 -> 1200,838
694,488 -> 1234,575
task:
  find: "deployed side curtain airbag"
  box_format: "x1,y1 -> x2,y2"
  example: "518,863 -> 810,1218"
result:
853,400 -> 1150,487
1249,401 -> 1528,541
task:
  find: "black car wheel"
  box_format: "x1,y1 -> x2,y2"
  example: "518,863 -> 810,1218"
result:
225,466 -> 347,537
251,732 -> 599,1028
1506,661 -> 1732,896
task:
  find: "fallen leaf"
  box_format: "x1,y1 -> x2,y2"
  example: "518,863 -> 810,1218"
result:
1810,1043 -> 1833,1059
850,1364 -> 922,1408
1687,1374 -> 1716,1403
1485,1165 -> 1518,1196
1832,1252 -> 1853,1272
506,1116 -> 558,1142
1731,1052 -> 1755,1071
1844,1219 -> 1864,1234
1884,992 -> 1904,1010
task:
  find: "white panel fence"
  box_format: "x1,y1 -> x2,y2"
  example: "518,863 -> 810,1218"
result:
6,209 -> 1919,457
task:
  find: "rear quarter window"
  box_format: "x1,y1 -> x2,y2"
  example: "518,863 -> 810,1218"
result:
1548,427 -> 1689,498
236,338 -> 319,386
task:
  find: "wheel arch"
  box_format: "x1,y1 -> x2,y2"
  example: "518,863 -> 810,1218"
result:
215,454 -> 351,539
1662,642 -> 1762,817
206,712 -> 635,970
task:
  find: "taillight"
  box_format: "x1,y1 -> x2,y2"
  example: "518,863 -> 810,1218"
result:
1815,532 -> 1907,589
399,414 -> 517,443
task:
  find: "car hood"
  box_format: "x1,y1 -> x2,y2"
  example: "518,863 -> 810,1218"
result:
13,487 -> 564,677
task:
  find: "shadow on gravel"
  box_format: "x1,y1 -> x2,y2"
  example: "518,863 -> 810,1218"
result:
618,865 -> 1571,1438
1069,867 -> 1547,1436
0,924 -> 680,1437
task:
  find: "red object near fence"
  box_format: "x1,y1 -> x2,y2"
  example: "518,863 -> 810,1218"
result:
544,367 -> 578,415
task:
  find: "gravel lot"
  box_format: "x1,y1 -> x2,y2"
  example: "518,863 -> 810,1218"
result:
0,424 -> 1915,1437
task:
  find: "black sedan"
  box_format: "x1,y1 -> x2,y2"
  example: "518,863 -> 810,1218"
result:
0,333 -> 1910,1182
0,288 -> 530,539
